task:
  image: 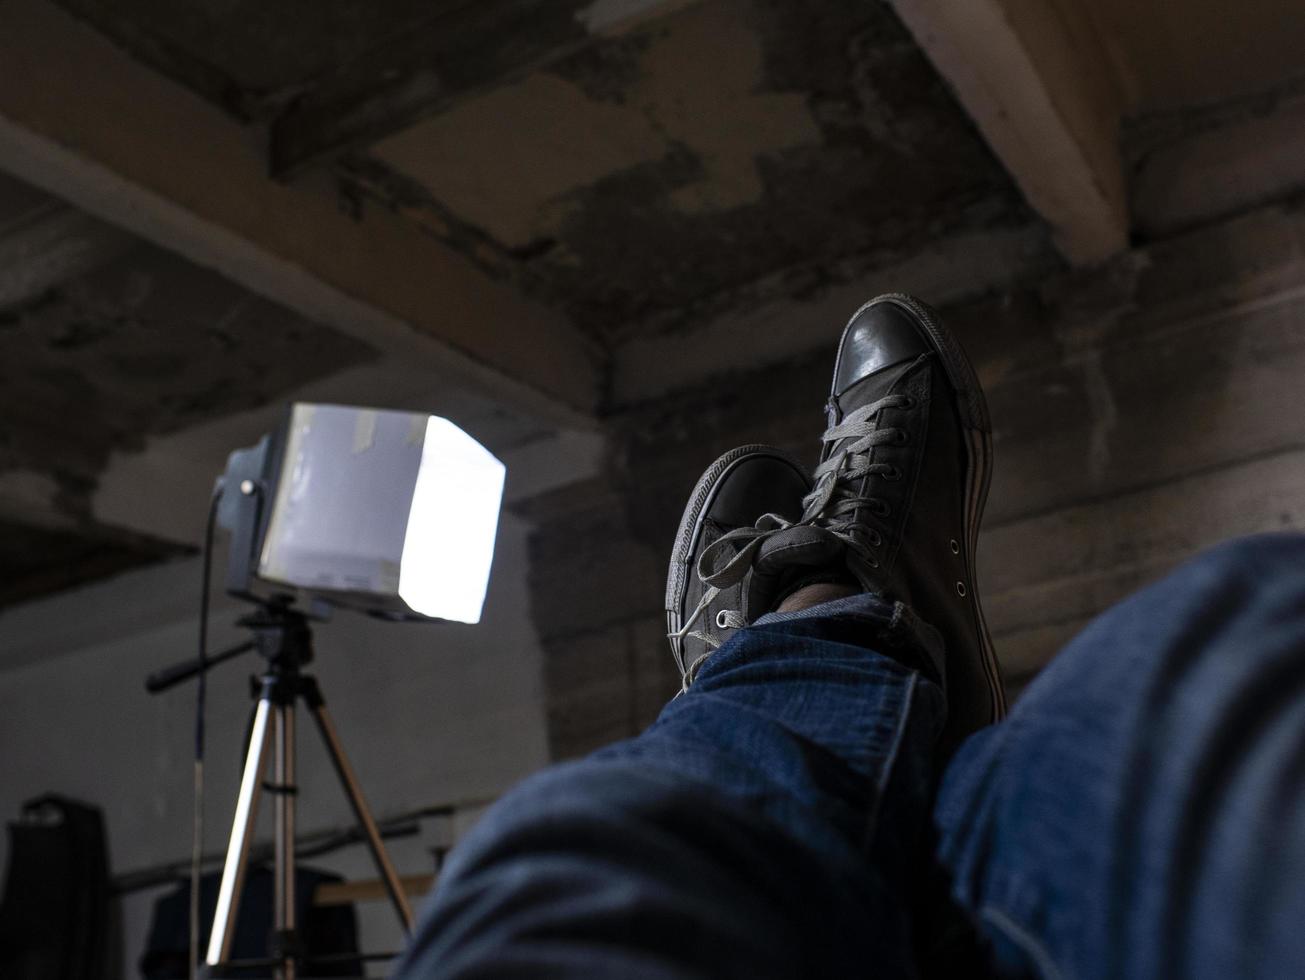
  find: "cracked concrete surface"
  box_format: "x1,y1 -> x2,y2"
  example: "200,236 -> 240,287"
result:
356,0 -> 1028,340
32,0 -> 1036,352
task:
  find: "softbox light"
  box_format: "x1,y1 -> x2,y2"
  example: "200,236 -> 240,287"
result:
217,403 -> 506,623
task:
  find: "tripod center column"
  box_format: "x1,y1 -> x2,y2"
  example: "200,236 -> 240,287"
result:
274,701 -> 297,980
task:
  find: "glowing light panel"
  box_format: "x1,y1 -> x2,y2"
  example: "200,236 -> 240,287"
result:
254,404 -> 505,622
399,416 -> 506,623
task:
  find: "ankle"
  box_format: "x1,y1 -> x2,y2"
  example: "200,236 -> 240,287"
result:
775,582 -> 859,613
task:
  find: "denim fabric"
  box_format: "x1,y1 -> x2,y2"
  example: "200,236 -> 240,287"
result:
393,534 -> 1305,979
934,533 -> 1305,980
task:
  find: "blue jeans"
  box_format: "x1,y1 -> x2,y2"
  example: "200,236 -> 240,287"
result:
393,535 -> 1305,979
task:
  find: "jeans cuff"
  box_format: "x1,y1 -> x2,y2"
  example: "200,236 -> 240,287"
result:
752,592 -> 946,687
753,592 -> 896,625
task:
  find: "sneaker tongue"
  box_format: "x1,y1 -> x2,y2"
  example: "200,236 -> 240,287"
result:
744,524 -> 850,615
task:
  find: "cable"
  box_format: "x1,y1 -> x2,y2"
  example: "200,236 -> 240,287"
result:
190,485 -> 224,980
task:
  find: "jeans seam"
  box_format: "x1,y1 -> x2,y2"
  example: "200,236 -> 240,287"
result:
979,905 -> 1067,980
862,670 -> 918,844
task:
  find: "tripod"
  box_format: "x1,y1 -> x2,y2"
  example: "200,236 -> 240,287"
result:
201,599 -> 414,979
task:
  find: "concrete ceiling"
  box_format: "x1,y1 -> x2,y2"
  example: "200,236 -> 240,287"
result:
4,0 -> 1305,608
358,0 -> 1025,341
53,0 -> 1030,342
53,0 -> 458,112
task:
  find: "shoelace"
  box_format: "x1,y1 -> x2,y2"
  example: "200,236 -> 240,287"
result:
800,393 -> 912,575
668,511 -> 796,691
668,392 -> 910,690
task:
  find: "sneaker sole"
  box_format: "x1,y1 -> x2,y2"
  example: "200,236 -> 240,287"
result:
832,293 -> 1007,724
664,445 -> 810,663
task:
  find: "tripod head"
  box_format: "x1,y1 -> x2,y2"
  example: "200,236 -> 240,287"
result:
143,594 -> 325,695
239,596 -> 315,673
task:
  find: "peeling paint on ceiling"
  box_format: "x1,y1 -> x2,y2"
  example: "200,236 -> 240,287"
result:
372,72 -> 668,250
356,0 -> 1027,341
373,0 -> 821,245
45,0 -> 1033,344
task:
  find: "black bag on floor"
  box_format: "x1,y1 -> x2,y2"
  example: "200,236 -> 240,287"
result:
0,795 -> 112,980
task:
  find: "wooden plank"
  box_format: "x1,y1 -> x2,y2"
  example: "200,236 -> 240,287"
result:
1130,89 -> 1305,238
965,210 -> 1305,677
0,0 -> 599,426
939,205 -> 1305,527
923,206 -> 1305,688
980,448 -> 1305,683
888,0 -> 1128,264
610,224 -> 1051,407
983,289 -> 1305,525
314,873 -> 435,907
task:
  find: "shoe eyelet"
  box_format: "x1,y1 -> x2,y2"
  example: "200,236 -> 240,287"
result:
949,539 -> 960,555
955,581 -> 967,597
885,466 -> 902,481
868,530 -> 882,547
893,429 -> 909,445
900,396 -> 916,409
715,611 -> 730,628
867,557 -> 880,569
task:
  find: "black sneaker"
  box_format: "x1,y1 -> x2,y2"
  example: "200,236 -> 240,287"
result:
665,446 -> 811,690
814,293 -> 1005,742
721,294 -> 1005,745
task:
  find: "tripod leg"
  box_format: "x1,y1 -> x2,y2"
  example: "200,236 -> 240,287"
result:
308,700 -> 415,931
274,702 -> 297,980
206,697 -> 273,967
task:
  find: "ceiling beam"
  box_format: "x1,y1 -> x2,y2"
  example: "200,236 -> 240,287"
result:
888,0 -> 1130,266
0,0 -> 599,427
269,0 -> 702,179
0,196 -> 134,310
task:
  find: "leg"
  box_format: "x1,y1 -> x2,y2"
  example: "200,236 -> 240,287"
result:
273,702 -> 296,980
206,697 -> 272,967
935,533 -> 1305,980
305,685 -> 415,932
394,596 -> 945,979
395,295 -> 1002,978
